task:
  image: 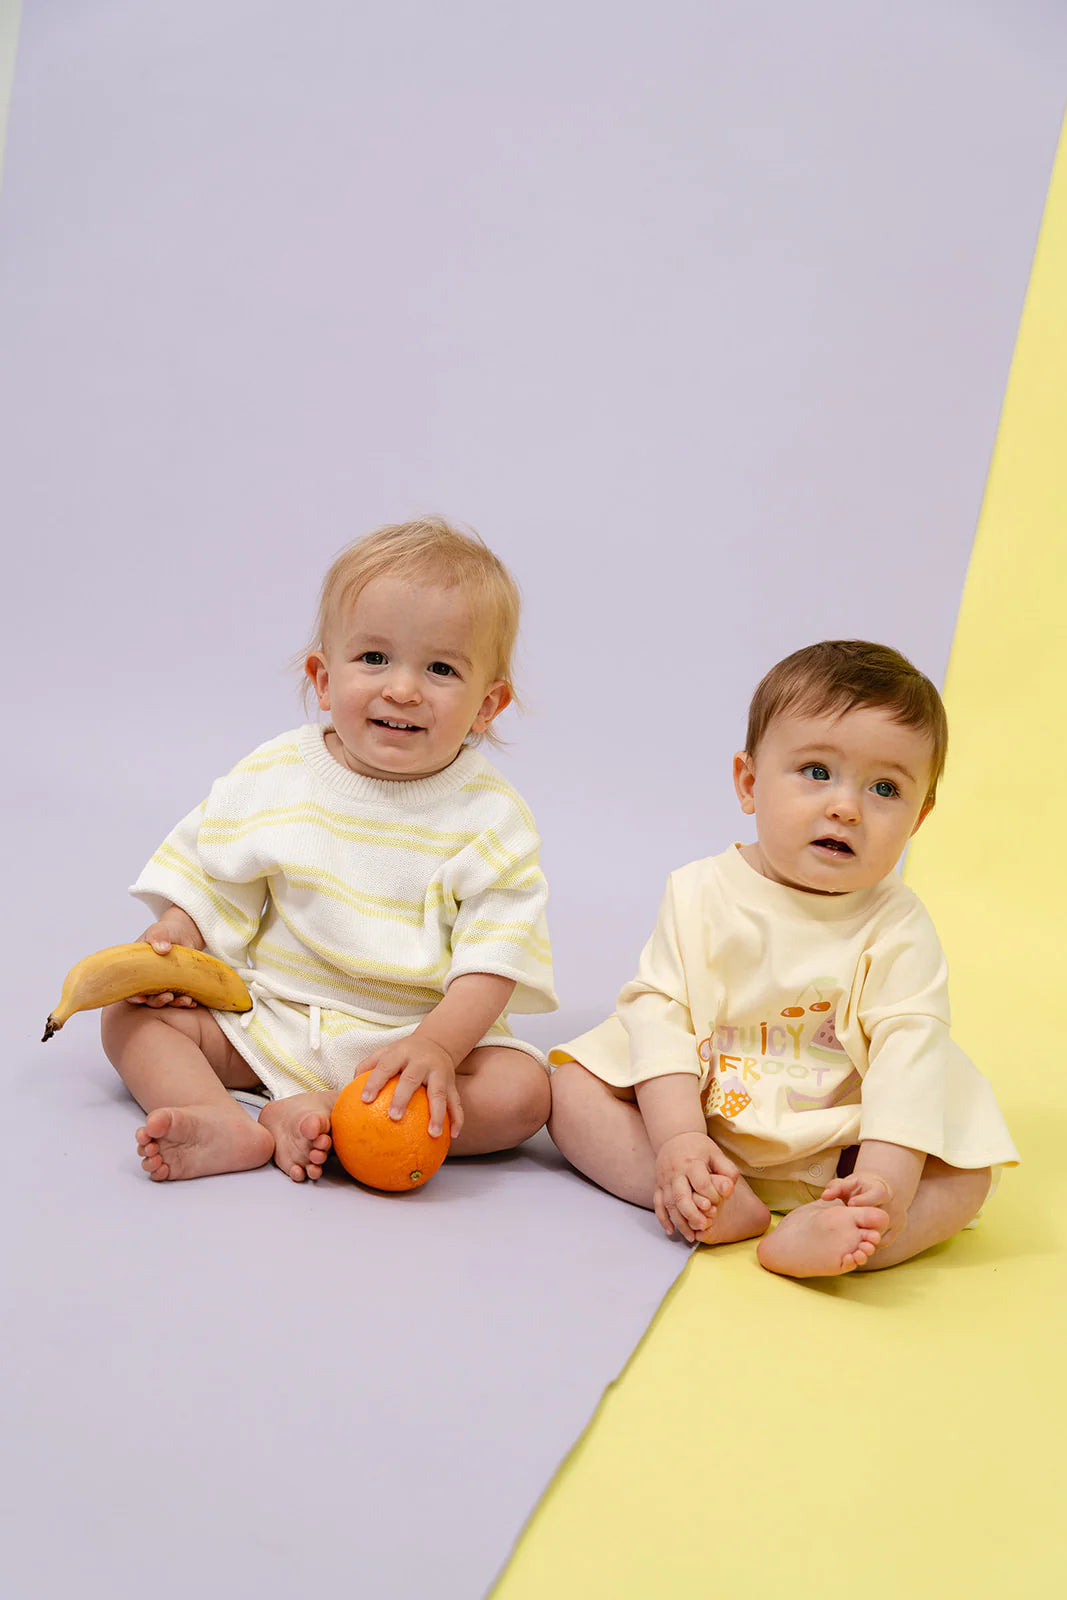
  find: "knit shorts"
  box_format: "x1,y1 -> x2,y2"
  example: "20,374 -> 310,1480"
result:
212,992 -> 548,1101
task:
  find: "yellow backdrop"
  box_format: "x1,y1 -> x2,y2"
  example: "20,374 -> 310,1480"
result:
494,118 -> 1067,1600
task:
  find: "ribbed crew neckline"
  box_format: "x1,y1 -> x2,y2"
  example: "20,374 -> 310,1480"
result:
297,723 -> 483,805
721,840 -> 893,922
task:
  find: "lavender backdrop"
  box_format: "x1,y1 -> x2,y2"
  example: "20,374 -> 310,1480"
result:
2,3 -> 1065,1598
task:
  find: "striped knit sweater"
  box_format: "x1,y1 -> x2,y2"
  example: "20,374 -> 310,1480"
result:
131,724 -> 557,1025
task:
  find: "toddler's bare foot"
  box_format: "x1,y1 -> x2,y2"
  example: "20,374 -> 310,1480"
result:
756,1198 -> 889,1278
693,1179 -> 772,1247
259,1091 -> 334,1182
136,1106 -> 274,1182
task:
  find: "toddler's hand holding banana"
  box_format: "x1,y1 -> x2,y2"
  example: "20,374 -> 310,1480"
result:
42,943 -> 252,1041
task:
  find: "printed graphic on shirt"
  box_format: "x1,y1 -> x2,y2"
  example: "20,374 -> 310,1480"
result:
697,977 -> 859,1121
703,1073 -> 752,1119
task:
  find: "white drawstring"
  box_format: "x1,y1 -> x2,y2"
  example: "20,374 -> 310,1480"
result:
239,979 -> 322,1051
240,979 -> 269,1031
236,968 -> 389,1049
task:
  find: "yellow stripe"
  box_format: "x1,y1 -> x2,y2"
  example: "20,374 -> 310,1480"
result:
245,1016 -> 331,1093
453,920 -> 553,963
460,774 -> 537,833
312,1005 -> 515,1043
276,863 -> 448,925
200,802 -> 480,858
152,843 -> 259,938
471,827 -> 518,877
231,748 -> 304,775
491,860 -> 544,891
317,1011 -> 390,1040
252,930 -> 446,1006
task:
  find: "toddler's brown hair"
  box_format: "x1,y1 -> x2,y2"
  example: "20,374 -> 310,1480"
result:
745,640 -> 948,807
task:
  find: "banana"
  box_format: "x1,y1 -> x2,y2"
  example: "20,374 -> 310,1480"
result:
42,943 -> 253,1041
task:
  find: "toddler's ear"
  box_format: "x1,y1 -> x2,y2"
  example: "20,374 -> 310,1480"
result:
305,652 -> 331,711
472,681 -> 511,734
733,751 -> 757,814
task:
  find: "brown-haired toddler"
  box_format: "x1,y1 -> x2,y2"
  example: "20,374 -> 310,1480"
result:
549,640 -> 1017,1277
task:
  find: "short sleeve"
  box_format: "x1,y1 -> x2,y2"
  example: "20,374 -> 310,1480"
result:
852,894 -> 1018,1164
448,837 -> 557,1014
130,787 -> 268,968
616,876 -> 701,1082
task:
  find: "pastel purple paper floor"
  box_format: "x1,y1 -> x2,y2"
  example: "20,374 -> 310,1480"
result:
7,1039 -> 686,1600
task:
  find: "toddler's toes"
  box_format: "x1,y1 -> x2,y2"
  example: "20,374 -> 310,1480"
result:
850,1205 -> 890,1233
299,1118 -> 332,1178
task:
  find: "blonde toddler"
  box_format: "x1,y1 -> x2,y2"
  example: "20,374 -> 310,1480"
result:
103,517 -> 557,1181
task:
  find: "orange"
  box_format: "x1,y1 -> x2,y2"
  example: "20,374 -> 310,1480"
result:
330,1069 -> 451,1191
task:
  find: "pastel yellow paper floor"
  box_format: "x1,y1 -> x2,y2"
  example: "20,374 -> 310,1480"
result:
494,122 -> 1067,1600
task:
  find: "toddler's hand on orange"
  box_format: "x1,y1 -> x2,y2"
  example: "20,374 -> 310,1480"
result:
359,1038 -> 461,1139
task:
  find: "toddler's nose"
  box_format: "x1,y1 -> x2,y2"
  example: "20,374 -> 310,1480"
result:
827,786 -> 861,824
383,670 -> 422,705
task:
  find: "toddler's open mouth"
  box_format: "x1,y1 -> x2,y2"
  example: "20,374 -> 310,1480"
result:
372,719 -> 423,733
812,837 -> 854,856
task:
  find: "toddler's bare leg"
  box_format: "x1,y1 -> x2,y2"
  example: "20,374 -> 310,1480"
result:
448,1045 -> 551,1155
854,1158 -> 991,1270
759,1155 -> 992,1277
101,1001 -> 273,1181
548,1061 -> 656,1203
549,1061 -> 771,1242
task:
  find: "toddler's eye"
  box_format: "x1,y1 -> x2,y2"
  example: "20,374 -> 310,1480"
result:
801,764 -> 831,782
428,661 -> 456,677
359,651 -> 386,666
871,780 -> 898,799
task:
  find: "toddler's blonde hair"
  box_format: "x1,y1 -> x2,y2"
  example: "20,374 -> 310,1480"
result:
298,516 -> 522,746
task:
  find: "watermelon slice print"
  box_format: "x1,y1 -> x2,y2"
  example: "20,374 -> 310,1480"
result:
809,1009 -> 847,1064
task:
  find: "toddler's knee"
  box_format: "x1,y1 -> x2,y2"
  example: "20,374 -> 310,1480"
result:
547,1059 -> 583,1120
521,1066 -> 552,1134
99,1000 -> 131,1061
963,1164 -> 993,1217
547,1059 -> 604,1139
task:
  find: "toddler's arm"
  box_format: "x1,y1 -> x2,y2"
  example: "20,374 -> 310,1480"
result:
637,1075 -> 739,1242
358,973 -> 517,1138
126,901 -> 207,1008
